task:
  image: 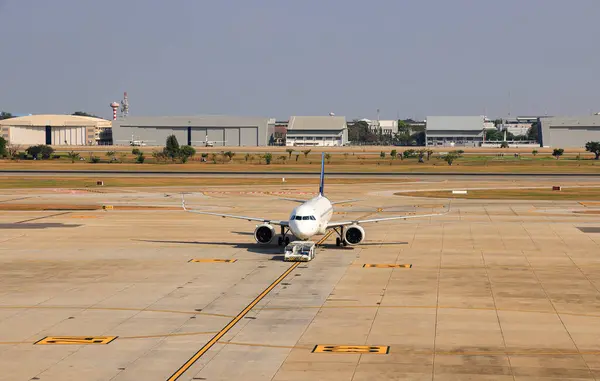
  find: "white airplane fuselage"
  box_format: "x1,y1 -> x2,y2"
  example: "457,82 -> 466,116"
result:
288,194 -> 333,240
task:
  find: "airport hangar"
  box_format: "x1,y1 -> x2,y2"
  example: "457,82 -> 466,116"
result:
0,114 -> 111,146
539,115 -> 600,147
425,115 -> 487,147
111,115 -> 274,146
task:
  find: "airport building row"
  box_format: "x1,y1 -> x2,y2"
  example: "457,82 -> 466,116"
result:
2,113 -> 600,148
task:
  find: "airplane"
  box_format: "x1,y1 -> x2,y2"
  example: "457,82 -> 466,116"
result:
181,153 -> 449,247
116,134 -> 155,146
191,136 -> 227,147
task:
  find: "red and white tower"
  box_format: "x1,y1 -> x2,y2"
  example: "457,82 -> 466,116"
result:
110,102 -> 119,120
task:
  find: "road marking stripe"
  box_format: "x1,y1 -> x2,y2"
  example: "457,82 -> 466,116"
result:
316,230 -> 334,246
166,262 -> 300,381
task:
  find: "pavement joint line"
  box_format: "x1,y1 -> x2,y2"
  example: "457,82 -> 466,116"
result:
0,306 -> 235,319
15,211 -> 72,224
166,262 -> 300,381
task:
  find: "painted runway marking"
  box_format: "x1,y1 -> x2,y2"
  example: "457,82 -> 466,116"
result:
312,345 -> 389,354
363,264 -> 412,268
34,336 -> 117,345
188,258 -> 237,263
166,262 -> 300,381
0,306 -> 234,318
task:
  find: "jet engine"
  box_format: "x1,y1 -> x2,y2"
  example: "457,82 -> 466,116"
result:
344,224 -> 365,245
254,223 -> 275,244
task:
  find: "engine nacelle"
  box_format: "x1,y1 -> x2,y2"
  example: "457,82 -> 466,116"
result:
344,224 -> 365,245
254,223 -> 275,244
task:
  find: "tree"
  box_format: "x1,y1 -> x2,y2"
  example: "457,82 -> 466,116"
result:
295,154 -> 300,162
7,144 -> 20,160
426,149 -> 434,160
106,151 -> 116,162
324,153 -> 332,164
165,135 -> 180,160
180,145 -> 196,161
223,151 -> 235,162
552,148 -> 564,159
136,154 -> 145,163
390,149 -> 397,159
527,122 -> 540,142
72,111 -> 99,118
25,144 -> 53,160
485,129 -> 502,141
0,137 -> 6,157
380,151 -> 386,159
442,152 -> 459,166
132,148 -> 141,155
532,149 -> 538,156
585,141 -> 600,160
303,149 -> 311,158
263,153 -> 272,165
286,149 -> 294,159
67,151 -> 80,163
500,141 -> 509,148
244,153 -> 251,162
0,112 -> 14,120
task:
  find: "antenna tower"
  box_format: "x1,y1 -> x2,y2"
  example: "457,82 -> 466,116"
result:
120,91 -> 129,118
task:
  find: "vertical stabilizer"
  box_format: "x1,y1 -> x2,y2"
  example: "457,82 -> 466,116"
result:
319,152 -> 325,195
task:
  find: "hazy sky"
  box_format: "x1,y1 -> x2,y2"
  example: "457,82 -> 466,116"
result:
1,0 -> 599,120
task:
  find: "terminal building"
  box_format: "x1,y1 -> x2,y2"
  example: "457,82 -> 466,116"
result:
0,114 -> 111,146
539,115 -> 600,148
425,116 -> 485,147
111,115 -> 274,146
285,116 -> 348,147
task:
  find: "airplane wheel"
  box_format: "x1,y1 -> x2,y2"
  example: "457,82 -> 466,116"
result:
336,237 -> 341,247
284,237 -> 290,246
342,240 -> 347,247
278,237 -> 283,246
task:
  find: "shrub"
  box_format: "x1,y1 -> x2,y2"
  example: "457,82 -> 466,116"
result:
500,141 -> 509,148
390,149 -> 397,159
89,156 -> 101,163
552,148 -> 564,159
66,151 -> 80,163
325,153 -> 332,163
532,149 -> 538,156
132,148 -> 141,155
263,153 -> 272,165
136,154 -> 145,163
403,149 -> 417,158
0,137 -> 7,157
380,151 -> 386,158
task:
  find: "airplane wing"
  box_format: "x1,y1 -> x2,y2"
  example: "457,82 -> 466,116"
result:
326,206 -> 450,229
181,195 -> 288,226
278,197 -> 308,203
331,198 -> 362,205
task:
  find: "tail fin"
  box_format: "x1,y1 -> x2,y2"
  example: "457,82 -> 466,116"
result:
319,152 -> 325,195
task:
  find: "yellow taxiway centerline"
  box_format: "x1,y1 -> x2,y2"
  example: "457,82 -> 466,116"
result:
166,261 -> 300,381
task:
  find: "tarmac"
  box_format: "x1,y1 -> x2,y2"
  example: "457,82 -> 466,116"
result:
1,177 -> 600,380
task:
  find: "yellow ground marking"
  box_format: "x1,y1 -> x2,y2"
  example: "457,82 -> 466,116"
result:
313,345 -> 389,354
579,201 -> 600,207
34,336 -> 117,345
219,341 -> 312,350
0,306 -> 234,319
119,331 -> 220,340
188,259 -> 237,263
102,205 -> 113,210
316,230 -> 334,246
363,264 -> 412,268
166,262 -> 300,381
260,304 -> 600,320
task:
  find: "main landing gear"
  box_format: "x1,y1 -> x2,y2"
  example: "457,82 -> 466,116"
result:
333,227 -> 347,247
277,226 -> 291,246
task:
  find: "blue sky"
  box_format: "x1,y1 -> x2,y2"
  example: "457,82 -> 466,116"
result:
1,0 -> 599,120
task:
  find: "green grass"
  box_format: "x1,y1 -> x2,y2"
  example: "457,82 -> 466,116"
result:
398,187 -> 600,200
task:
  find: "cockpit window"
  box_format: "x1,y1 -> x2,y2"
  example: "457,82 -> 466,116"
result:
310,216 -> 316,220
302,216 -> 310,220
295,216 -> 302,220
290,215 -> 295,220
